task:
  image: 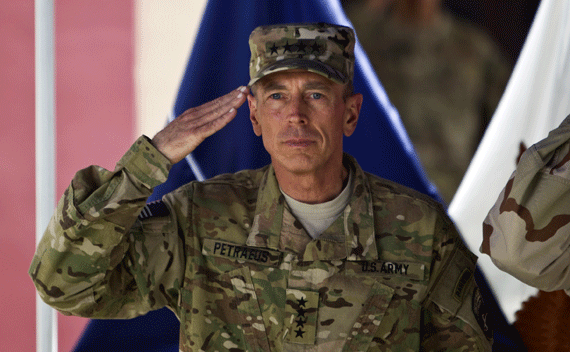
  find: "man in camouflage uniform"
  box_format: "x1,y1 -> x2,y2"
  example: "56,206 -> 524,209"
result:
483,115 -> 570,294
30,23 -> 492,351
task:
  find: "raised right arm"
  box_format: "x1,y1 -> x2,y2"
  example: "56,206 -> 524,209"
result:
29,136 -> 175,318
29,86 -> 249,318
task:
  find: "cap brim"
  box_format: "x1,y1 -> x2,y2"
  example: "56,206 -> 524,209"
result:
248,58 -> 347,87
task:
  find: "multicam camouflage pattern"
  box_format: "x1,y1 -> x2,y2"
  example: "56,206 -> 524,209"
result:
483,115 -> 570,293
30,136 -> 491,351
346,4 -> 511,203
248,23 -> 355,86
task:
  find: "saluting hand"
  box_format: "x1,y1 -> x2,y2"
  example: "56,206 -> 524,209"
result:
151,86 -> 249,164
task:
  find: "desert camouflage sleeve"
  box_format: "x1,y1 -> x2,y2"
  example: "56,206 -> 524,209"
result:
422,210 -> 493,351
29,136 -> 185,318
483,114 -> 570,293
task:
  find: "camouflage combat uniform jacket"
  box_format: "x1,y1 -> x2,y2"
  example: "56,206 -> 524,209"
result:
30,136 -> 491,351
483,115 -> 570,294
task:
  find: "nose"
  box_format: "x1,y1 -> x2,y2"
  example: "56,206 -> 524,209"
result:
286,94 -> 309,124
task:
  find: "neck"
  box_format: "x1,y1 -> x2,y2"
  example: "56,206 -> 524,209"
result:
274,163 -> 348,204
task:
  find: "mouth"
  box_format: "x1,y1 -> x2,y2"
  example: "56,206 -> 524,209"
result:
283,139 -> 315,147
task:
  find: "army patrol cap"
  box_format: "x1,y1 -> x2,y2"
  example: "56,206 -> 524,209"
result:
248,22 -> 356,86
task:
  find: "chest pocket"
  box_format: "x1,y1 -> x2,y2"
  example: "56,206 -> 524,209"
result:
178,265 -> 273,352
222,266 -> 272,350
284,260 -> 395,351
178,239 -> 285,351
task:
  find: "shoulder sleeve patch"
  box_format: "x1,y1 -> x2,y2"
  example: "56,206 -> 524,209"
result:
138,200 -> 170,220
425,242 -> 477,316
425,243 -> 493,349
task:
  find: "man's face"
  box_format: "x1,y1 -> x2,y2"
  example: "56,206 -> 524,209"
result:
248,70 -> 362,176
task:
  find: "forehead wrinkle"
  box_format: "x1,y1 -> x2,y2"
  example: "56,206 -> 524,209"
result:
303,81 -> 334,92
259,77 -> 335,93
260,80 -> 287,92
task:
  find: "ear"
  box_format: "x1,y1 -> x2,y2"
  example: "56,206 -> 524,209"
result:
343,93 -> 362,137
248,94 -> 262,136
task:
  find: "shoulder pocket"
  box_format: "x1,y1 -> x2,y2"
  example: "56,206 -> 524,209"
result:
425,243 -> 477,316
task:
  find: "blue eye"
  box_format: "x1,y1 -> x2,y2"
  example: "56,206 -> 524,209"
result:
270,93 -> 282,99
311,93 -> 322,99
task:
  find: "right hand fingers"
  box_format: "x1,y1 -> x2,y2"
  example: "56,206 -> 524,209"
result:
151,86 -> 249,164
182,86 -> 248,120
177,86 -> 248,132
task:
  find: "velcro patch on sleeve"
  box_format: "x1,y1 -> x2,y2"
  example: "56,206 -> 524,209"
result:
426,242 -> 477,316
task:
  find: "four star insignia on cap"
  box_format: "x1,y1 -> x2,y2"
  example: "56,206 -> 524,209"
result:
248,23 -> 355,86
267,40 -> 322,56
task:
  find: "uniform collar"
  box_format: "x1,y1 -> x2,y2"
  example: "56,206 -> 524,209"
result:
246,154 -> 378,261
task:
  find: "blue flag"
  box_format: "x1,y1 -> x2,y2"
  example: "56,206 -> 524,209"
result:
73,0 -> 525,350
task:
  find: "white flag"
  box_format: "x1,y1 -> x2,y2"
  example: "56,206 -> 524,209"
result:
449,0 -> 570,323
